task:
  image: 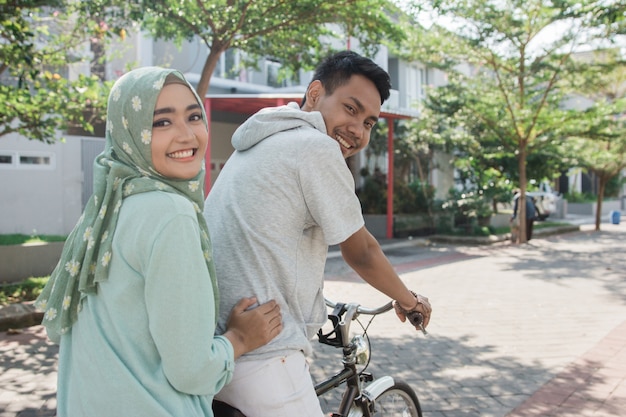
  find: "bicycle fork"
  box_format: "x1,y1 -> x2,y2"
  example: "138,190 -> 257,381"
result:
331,373 -> 397,417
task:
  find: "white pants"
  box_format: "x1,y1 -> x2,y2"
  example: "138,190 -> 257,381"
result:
214,351 -> 325,417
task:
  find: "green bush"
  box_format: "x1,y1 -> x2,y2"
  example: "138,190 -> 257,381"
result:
0,277 -> 49,306
563,191 -> 596,203
439,188 -> 493,233
357,176 -> 387,214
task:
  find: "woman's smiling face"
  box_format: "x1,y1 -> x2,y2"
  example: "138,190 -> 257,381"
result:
150,83 -> 208,180
304,74 -> 381,159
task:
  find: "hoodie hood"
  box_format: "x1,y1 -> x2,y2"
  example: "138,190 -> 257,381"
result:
232,102 -> 327,151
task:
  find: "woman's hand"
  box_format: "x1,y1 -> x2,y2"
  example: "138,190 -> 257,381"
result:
223,297 -> 282,359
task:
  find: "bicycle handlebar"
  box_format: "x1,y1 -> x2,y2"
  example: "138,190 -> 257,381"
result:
324,297 -> 427,335
324,297 -> 393,316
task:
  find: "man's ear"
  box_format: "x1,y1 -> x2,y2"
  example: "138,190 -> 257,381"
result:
303,80 -> 323,110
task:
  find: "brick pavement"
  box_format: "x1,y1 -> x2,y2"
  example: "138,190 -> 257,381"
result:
316,221 -> 626,416
1,218 -> 625,417
506,319 -> 626,417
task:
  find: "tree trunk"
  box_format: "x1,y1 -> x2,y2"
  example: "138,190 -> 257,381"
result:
196,45 -> 225,99
595,176 -> 607,231
518,146 -> 528,243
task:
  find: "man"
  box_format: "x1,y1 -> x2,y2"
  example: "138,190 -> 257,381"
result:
204,50 -> 432,417
512,189 -> 539,241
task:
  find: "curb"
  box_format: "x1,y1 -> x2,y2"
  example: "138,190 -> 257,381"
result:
427,224 -> 581,245
0,301 -> 43,332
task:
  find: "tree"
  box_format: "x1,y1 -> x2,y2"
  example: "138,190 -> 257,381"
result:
1,1 -> 112,143
398,0 -> 621,242
123,0 -> 406,99
564,50 -> 626,230
409,73 -> 574,213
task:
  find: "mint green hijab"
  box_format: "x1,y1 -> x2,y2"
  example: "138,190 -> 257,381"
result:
36,67 -> 217,343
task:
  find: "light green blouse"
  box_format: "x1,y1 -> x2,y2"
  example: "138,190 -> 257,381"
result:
56,191 -> 233,417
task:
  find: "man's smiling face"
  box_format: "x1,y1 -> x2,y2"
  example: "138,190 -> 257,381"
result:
304,74 -> 381,159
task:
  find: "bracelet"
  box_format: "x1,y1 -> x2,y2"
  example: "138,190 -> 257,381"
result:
397,291 -> 420,313
408,291 -> 420,311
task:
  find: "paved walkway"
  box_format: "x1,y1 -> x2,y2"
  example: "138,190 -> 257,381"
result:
315,217 -> 626,416
1,214 -> 625,416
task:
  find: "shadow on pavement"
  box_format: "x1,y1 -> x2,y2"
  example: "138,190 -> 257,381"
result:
0,327 -> 57,416
311,327 -> 625,417
310,332 -> 547,416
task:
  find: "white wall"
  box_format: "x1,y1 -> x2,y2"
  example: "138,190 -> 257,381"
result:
0,134 -> 83,235
208,121 -> 239,185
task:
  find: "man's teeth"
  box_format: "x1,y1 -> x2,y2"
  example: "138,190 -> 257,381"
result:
168,149 -> 194,159
336,136 -> 352,149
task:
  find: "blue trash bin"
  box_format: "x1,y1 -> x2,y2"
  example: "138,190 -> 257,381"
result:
609,210 -> 621,225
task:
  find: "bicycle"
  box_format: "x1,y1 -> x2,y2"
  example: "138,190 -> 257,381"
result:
213,297 -> 425,417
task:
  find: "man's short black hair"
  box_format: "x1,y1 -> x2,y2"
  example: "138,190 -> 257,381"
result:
303,50 -> 391,106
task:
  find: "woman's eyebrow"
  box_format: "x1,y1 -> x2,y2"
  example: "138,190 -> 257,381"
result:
153,103 -> 201,116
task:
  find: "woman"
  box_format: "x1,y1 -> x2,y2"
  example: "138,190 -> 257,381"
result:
35,67 -> 282,417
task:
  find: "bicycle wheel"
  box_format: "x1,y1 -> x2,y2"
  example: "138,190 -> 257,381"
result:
370,381 -> 422,417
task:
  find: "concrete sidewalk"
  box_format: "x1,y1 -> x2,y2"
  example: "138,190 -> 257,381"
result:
1,214 -> 625,416
315,217 -> 626,416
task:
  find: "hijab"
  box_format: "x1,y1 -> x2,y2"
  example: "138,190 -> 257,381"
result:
36,67 -> 217,343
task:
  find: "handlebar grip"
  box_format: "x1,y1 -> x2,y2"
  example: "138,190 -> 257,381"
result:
406,311 -> 423,327
406,311 -> 428,335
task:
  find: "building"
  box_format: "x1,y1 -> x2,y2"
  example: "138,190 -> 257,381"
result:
1,26 -> 454,237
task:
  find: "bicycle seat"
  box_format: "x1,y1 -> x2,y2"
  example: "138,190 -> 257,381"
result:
212,400 -> 246,417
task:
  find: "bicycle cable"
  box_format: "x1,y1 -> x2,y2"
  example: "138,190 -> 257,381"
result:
355,315 -> 376,373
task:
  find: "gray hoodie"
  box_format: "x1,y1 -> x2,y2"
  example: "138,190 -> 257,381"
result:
204,102 -> 364,359
231,102 -> 327,151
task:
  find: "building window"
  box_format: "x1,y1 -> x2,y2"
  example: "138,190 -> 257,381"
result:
266,60 -> 282,87
20,155 -> 51,165
0,151 -> 55,169
404,65 -> 427,108
265,59 -> 298,88
0,153 -> 14,166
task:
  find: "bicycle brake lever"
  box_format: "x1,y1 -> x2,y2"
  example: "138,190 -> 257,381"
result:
406,311 -> 428,336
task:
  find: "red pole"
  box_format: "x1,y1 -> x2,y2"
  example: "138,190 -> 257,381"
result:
204,98 -> 212,196
386,119 -> 394,239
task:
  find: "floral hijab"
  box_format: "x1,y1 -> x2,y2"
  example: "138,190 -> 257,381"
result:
36,67 -> 217,343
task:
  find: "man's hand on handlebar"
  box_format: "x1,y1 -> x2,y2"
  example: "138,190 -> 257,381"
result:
393,291 -> 431,335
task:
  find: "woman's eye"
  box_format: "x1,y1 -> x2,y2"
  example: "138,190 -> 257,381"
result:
152,119 -> 170,128
189,113 -> 203,122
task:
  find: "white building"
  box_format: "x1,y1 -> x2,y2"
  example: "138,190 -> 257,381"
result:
1,29 -> 453,236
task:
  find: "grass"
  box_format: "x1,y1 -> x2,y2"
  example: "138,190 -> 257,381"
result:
0,233 -> 66,246
0,277 -> 49,306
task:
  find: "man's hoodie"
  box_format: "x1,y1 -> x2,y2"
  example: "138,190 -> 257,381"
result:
231,101 -> 327,151
204,101 -> 364,359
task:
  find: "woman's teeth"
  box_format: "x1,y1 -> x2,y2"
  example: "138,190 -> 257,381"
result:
168,149 -> 194,159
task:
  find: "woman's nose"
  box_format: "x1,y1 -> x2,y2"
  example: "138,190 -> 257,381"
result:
177,123 -> 196,141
